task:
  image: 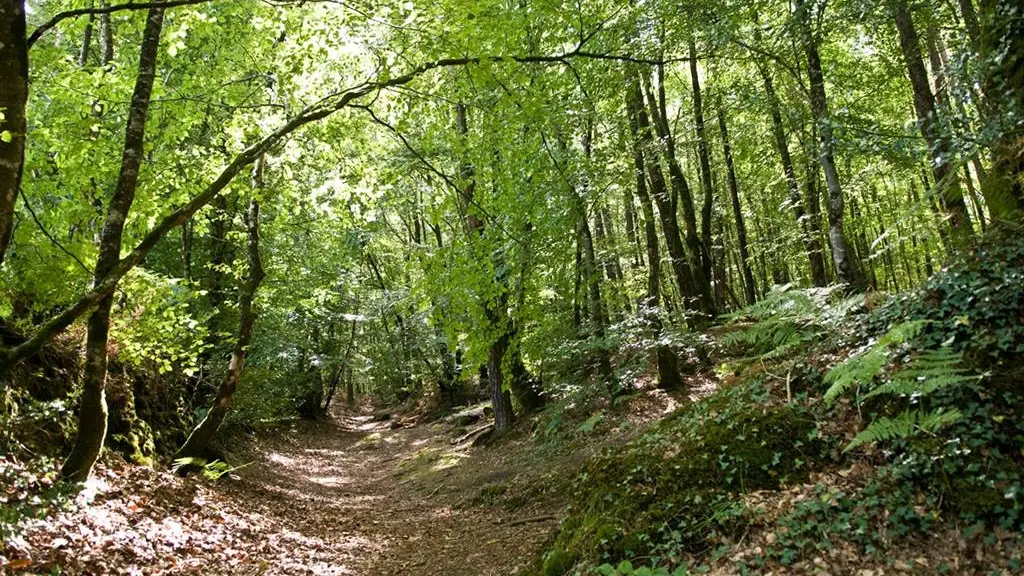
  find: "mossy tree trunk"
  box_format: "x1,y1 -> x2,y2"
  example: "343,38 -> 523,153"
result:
0,0 -> 28,267
175,164 -> 266,462
977,0 -> 1024,218
61,5 -> 165,482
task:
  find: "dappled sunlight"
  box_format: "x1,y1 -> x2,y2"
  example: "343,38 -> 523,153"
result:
431,451 -> 470,472
309,474 -> 355,487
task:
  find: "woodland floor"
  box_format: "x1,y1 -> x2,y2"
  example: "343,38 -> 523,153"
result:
4,396 -> 683,576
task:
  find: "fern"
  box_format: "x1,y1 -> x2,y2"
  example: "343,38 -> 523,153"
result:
171,457 -> 252,480
722,285 -> 865,361
845,409 -> 962,452
862,348 -> 977,401
824,320 -> 929,404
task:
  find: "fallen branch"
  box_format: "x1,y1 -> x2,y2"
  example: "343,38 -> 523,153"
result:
452,423 -> 494,445
505,515 -> 558,527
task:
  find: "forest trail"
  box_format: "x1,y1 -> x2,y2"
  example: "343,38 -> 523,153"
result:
9,405 -> 572,575
219,407 -> 565,576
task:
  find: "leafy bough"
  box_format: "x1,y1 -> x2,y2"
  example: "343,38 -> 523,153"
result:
0,41 -> 685,371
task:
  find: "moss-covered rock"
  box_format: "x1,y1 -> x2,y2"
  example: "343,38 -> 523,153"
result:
538,385 -> 823,575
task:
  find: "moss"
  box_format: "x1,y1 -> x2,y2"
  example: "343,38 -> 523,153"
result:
952,477 -> 1005,516
472,483 -> 508,506
539,385 -> 823,575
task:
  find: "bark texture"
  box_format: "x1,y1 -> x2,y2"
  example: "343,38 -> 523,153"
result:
626,74 -> 683,390
893,1 -> 974,245
62,5 -> 165,482
176,190 -> 265,462
717,106 -> 757,304
0,0 -> 28,266
760,68 -> 829,286
794,0 -> 866,291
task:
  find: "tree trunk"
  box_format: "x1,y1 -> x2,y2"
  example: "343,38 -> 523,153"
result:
893,0 -> 974,245
61,5 -> 165,482
977,0 -> 1024,218
456,102 -> 514,436
629,69 -> 700,320
99,0 -> 114,65
641,69 -> 714,317
793,0 -> 866,291
689,41 -> 715,289
760,68 -> 829,286
716,104 -> 757,304
625,76 -> 683,391
0,0 -> 28,267
79,9 -> 95,67
623,184 -> 642,267
176,177 -> 266,462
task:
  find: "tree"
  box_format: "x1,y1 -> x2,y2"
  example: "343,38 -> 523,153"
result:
0,0 -> 28,266
892,0 -> 974,245
62,4 -> 166,481
793,0 -> 866,291
176,167 -> 266,462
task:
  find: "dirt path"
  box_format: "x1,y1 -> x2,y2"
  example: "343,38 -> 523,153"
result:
219,409 -> 565,575
6,392 -> 684,575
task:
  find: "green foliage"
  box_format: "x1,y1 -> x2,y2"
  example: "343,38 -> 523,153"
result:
595,560 -> 689,576
867,231 -> 1024,368
823,320 -> 927,404
111,271 -> 212,376
845,409 -> 962,452
537,379 -> 824,574
825,320 -> 978,451
747,480 -> 939,568
720,285 -> 863,360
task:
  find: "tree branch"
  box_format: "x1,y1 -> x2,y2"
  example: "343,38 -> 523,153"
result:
28,0 -> 216,48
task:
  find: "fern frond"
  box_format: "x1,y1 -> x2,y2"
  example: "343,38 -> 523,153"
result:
863,348 -> 976,400
824,346 -> 888,404
845,409 -> 962,451
824,321 -> 931,405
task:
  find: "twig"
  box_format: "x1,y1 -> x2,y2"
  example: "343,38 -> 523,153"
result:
18,188 -> 92,274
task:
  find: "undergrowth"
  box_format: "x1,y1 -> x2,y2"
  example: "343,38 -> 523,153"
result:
533,232 -> 1024,575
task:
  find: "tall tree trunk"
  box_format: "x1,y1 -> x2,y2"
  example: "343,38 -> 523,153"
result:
793,0 -> 866,291
79,8 -> 95,67
643,69 -> 715,316
99,0 -> 114,65
0,0 -> 28,267
630,69 -> 702,320
176,184 -> 266,461
572,128 -> 616,389
623,184 -> 642,267
625,79 -> 683,391
893,0 -> 974,245
456,102 -> 513,436
760,68 -> 829,286
61,5 -> 165,482
688,41 -> 715,289
716,104 -> 757,305
977,0 -> 1024,218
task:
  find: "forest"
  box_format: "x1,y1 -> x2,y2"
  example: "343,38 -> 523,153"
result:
1,0 -> 1023,573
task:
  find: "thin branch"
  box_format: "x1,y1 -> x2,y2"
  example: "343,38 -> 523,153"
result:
353,105 -> 527,248
18,189 -> 92,274
29,0 -> 217,48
